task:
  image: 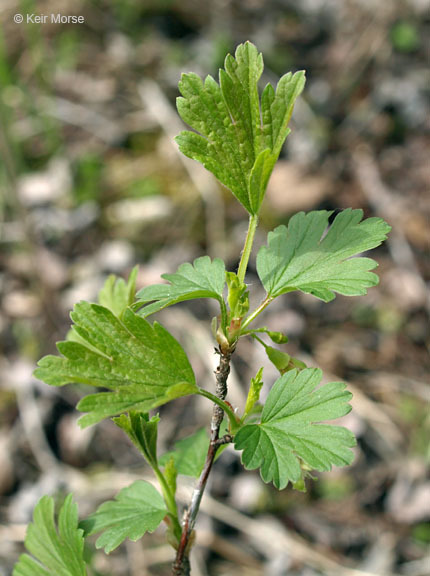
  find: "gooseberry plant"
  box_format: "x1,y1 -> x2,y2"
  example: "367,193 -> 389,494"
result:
14,42 -> 390,576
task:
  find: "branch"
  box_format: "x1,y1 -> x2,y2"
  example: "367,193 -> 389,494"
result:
172,347 -> 233,575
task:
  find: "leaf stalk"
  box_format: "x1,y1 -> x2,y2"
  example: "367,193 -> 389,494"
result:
241,294 -> 273,330
152,463 -> 182,541
237,213 -> 258,284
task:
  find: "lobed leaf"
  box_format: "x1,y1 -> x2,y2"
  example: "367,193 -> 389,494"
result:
159,428 -> 209,478
13,495 -> 86,576
137,256 -> 226,318
80,481 -> 166,554
34,303 -> 197,427
176,41 -> 305,215
257,209 -> 391,302
234,368 -> 356,489
262,71 -> 306,157
98,266 -> 138,319
113,412 -> 159,466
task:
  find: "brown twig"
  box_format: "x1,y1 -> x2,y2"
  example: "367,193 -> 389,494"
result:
172,347 -> 233,575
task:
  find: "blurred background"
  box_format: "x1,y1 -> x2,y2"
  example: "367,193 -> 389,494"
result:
0,1 -> 429,575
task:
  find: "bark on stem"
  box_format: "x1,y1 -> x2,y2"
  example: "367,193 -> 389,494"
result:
172,346 -> 232,575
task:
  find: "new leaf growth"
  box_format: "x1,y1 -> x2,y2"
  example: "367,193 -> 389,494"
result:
176,41 -> 305,214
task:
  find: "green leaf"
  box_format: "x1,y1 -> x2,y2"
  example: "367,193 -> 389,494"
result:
262,71 -> 306,158
265,346 -> 291,373
113,412 -> 159,466
77,382 -> 197,428
243,367 -> 264,421
98,266 -> 138,319
34,303 -> 197,427
13,495 -> 86,576
80,481 -> 166,554
248,149 -> 277,214
257,209 -> 391,302
159,428 -> 209,478
234,368 -> 356,489
264,346 -> 306,374
250,332 -> 304,374
136,256 -> 226,318
226,271 -> 249,318
175,41 -> 305,215
290,356 -> 307,370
